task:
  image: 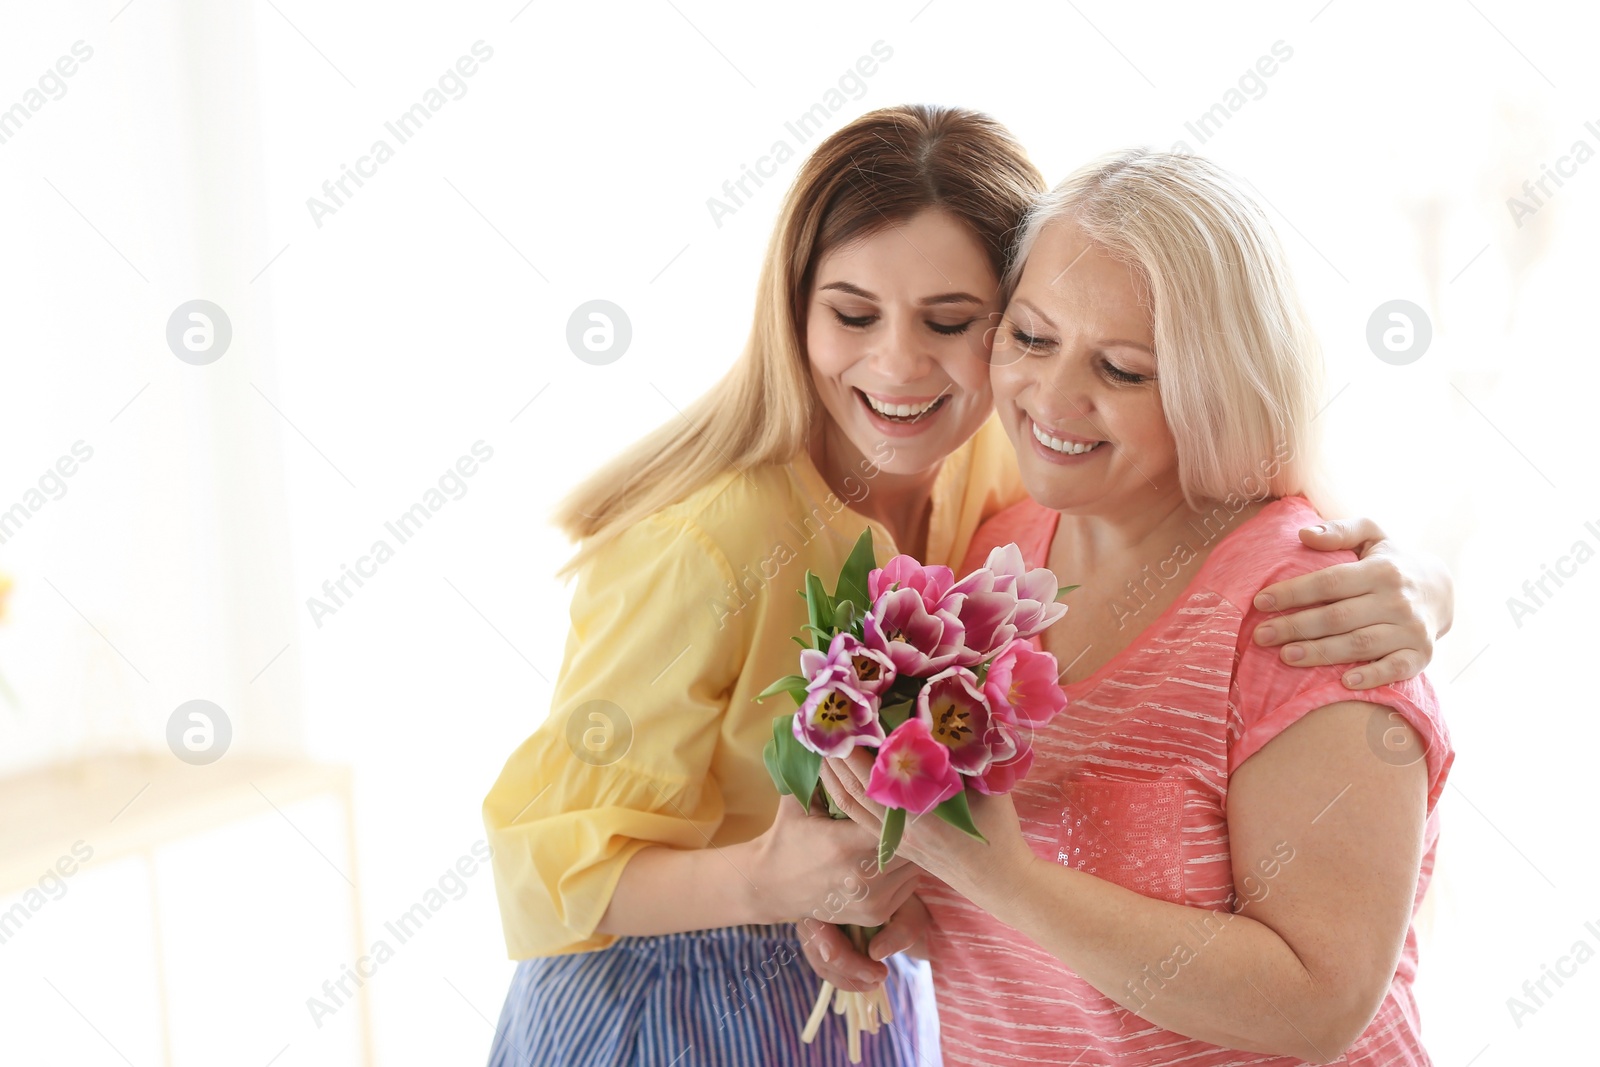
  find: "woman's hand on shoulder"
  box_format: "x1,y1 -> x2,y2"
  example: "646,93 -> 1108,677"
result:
1252,516 -> 1454,690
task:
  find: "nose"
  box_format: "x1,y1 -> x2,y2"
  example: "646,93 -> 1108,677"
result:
868,312 -> 934,384
1032,350 -> 1096,427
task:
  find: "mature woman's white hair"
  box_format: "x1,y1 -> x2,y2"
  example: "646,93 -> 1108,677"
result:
1006,149 -> 1326,511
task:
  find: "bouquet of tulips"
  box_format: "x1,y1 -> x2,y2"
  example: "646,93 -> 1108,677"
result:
759,528 -> 1073,1060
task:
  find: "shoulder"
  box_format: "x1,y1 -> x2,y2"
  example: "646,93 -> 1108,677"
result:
648,461 -> 810,563
583,460 -> 813,589
1201,497 -> 1352,610
961,496 -> 1057,573
1211,498 -> 1453,806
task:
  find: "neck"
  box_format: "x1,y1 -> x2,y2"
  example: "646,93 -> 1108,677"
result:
1053,485 -> 1231,573
1044,488 -> 1267,687
808,420 -> 938,560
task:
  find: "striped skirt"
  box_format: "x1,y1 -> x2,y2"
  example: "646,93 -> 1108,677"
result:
487,922 -> 940,1066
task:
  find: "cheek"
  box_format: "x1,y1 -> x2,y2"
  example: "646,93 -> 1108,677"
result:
1118,394 -> 1176,460
949,335 -> 994,398
987,359 -> 1029,411
804,315 -> 854,385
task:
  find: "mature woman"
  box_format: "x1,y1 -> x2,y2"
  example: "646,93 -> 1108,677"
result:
485,106 -> 1452,1066
818,150 -> 1453,1065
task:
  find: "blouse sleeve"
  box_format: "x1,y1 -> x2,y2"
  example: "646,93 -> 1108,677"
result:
482,512 -> 752,958
1226,550 -> 1454,815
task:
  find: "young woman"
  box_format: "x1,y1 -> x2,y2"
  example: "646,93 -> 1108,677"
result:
817,150 -> 1454,1065
483,110 -> 1453,1066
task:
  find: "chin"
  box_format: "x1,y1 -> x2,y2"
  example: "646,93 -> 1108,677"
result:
857,434 -> 947,476
1018,468 -> 1097,513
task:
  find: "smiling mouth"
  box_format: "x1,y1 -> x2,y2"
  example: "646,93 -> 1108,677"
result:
857,388 -> 950,423
1030,419 -> 1106,455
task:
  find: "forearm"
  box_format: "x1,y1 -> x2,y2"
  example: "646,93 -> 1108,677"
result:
596,842 -> 770,937
958,853 -> 1367,1060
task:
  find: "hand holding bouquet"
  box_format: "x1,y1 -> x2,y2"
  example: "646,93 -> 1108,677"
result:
759,529 -> 1073,1059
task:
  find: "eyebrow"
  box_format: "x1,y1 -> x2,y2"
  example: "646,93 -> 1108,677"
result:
1013,298 -> 1155,355
820,281 -> 985,307
1013,298 -> 1057,330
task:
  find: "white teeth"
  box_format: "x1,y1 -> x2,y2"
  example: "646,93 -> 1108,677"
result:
864,393 -> 941,419
1031,420 -> 1104,455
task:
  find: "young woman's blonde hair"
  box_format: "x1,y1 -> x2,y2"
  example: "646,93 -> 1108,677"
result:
1005,149 -> 1327,511
553,104 -> 1044,578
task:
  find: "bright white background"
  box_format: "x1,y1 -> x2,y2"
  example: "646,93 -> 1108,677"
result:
0,0 -> 1595,1063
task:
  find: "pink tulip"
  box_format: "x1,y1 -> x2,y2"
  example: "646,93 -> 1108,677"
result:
793,665 -> 884,758
864,586 -> 966,675
866,717 -> 963,814
983,640 -> 1068,726
800,631 -> 898,698
915,667 -> 1012,775
968,717 -> 1035,796
963,543 -> 1068,639
948,579 -> 1019,665
870,555 -> 960,614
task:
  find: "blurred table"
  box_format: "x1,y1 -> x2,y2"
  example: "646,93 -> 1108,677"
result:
0,751 -> 373,1066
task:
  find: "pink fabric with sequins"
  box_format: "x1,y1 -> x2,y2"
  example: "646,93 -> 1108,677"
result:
921,495 -> 1453,1066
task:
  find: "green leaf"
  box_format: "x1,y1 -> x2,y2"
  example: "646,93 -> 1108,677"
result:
1054,584 -> 1081,602
756,674 -> 810,703
763,735 -> 786,794
832,599 -> 857,633
834,527 -> 876,614
791,635 -> 810,650
933,790 -> 987,843
805,572 -> 833,651
877,806 -> 906,871
879,698 -> 914,732
822,788 -> 845,819
767,714 -> 822,805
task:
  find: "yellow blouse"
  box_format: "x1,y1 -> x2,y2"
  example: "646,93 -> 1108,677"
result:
482,415 -> 1027,958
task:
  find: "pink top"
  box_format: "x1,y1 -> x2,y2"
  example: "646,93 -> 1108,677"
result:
923,495 -> 1454,1066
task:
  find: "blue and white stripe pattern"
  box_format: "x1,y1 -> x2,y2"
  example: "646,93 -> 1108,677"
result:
487,922 -> 940,1066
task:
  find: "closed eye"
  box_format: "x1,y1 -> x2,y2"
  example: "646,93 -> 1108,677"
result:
1102,358 -> 1151,384
1010,326 -> 1055,352
834,310 -> 976,336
